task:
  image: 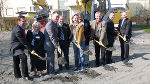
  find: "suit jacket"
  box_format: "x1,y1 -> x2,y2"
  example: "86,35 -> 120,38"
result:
10,25 -> 32,56
44,20 -> 58,52
57,23 -> 70,45
118,18 -> 132,39
90,20 -> 108,45
83,19 -> 91,46
26,30 -> 45,54
106,18 -> 115,45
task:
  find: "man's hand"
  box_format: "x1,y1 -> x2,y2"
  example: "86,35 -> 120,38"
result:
123,35 -> 127,41
31,50 -> 35,55
98,41 -> 102,45
58,47 -> 62,54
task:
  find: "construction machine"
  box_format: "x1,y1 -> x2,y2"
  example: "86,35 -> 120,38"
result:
31,0 -> 50,33
102,0 -> 131,27
76,0 -> 130,27
31,0 -> 49,20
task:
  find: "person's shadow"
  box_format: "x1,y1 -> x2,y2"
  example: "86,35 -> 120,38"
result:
131,53 -> 150,60
108,53 -> 150,65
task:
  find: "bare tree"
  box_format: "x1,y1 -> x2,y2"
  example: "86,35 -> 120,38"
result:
0,0 -> 7,31
135,3 -> 150,25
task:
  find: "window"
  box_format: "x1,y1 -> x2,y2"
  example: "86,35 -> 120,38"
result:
30,6 -> 36,12
48,6 -> 52,10
6,8 -> 13,16
17,7 -> 26,12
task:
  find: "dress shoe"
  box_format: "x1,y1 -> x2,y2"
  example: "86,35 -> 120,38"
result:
123,59 -> 129,64
23,77 -> 33,81
96,64 -> 100,67
80,69 -> 87,73
59,67 -> 62,70
15,76 -> 22,79
73,67 -> 79,71
65,66 -> 69,70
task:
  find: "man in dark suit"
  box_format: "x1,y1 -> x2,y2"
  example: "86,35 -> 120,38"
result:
44,11 -> 61,75
10,16 -> 35,81
57,16 -> 70,70
78,13 -> 91,67
106,12 -> 116,64
118,11 -> 132,62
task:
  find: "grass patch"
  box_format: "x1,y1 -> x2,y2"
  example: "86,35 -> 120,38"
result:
133,25 -> 150,33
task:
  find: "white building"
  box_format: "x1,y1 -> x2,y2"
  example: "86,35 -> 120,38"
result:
0,0 -> 63,17
1,0 -> 150,22
1,0 -> 33,17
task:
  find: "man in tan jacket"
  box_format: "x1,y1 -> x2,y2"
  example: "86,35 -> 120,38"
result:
90,11 -> 108,66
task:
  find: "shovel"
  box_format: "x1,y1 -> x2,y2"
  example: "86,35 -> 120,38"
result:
57,41 -> 67,65
72,40 -> 93,55
94,39 -> 116,51
33,52 -> 50,60
118,35 -> 136,45
26,48 -> 50,60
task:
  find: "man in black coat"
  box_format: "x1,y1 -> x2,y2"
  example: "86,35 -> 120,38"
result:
118,11 -> 132,62
10,16 -> 35,81
57,16 -> 70,70
78,13 -> 91,67
106,12 -> 116,64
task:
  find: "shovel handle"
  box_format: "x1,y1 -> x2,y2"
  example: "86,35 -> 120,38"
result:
119,35 -> 127,42
58,42 -> 62,54
94,39 -> 107,48
72,40 -> 83,51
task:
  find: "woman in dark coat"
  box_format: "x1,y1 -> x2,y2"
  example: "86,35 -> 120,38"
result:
26,21 -> 46,76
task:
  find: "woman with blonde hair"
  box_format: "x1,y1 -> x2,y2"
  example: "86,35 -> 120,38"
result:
26,21 -> 46,76
69,14 -> 86,71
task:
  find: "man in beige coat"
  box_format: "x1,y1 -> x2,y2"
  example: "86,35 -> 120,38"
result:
90,11 -> 108,66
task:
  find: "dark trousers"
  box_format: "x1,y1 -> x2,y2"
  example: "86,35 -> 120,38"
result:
57,40 -> 69,69
106,39 -> 114,64
13,54 -> 29,78
94,41 -> 106,66
119,37 -> 129,61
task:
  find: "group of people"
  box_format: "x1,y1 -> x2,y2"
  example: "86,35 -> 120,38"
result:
10,11 -> 132,81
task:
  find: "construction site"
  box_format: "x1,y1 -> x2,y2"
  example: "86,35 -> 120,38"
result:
0,0 -> 150,84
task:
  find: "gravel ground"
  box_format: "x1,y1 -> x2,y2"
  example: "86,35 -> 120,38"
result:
0,28 -> 150,84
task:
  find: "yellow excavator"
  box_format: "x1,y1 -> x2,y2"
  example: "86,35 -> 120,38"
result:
31,0 -> 50,33
76,0 -> 130,27
31,0 -> 50,21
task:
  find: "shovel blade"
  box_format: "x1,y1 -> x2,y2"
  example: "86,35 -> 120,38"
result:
84,50 -> 93,55
106,47 -> 116,51
58,57 -> 67,65
40,57 -> 51,60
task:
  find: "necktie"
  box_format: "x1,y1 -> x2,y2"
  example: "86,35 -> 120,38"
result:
23,29 -> 26,40
60,27 -> 64,40
121,19 -> 124,27
95,22 -> 99,36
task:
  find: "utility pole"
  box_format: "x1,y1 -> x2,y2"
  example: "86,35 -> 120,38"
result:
58,0 -> 59,9
0,0 -> 2,31
91,0 -> 95,21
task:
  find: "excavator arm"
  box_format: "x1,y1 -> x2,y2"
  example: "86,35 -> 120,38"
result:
32,0 -> 49,10
76,0 -> 92,14
31,0 -> 50,21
